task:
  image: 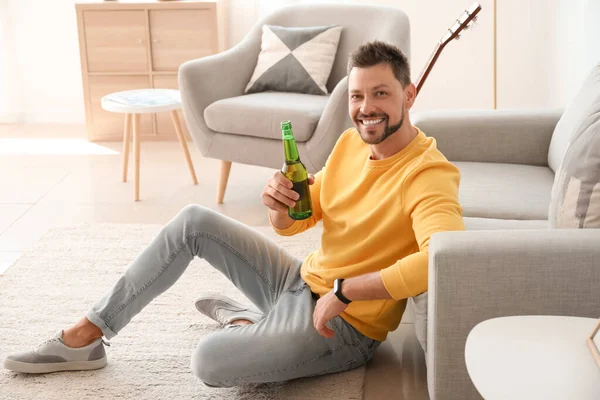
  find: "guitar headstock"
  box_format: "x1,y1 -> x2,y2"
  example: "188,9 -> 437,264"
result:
440,2 -> 481,46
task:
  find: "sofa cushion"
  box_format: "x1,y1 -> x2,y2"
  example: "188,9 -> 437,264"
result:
463,217 -> 548,230
454,162 -> 554,220
412,216 -> 548,353
549,116 -> 600,228
204,92 -> 330,142
548,63 -> 600,172
548,66 -> 600,228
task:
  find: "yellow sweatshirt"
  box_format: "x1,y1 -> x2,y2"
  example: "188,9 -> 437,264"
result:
271,127 -> 465,341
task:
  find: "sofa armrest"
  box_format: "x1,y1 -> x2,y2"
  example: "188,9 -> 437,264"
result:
412,109 -> 563,166
303,76 -> 352,171
178,38 -> 260,154
426,229 -> 600,400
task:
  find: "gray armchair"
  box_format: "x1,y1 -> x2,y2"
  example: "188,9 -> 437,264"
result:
179,3 -> 410,203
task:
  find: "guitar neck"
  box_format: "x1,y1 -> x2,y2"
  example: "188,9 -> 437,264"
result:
413,2 -> 482,98
415,41 -> 447,95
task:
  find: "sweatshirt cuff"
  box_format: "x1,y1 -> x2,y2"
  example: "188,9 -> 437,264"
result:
380,251 -> 428,300
380,265 -> 413,300
268,213 -> 303,236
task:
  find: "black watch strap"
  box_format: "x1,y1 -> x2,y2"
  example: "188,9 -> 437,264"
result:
334,278 -> 352,304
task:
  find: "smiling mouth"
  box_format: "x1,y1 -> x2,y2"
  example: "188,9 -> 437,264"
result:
360,118 -> 386,128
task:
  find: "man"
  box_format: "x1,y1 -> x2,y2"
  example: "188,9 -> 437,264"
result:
4,41 -> 464,386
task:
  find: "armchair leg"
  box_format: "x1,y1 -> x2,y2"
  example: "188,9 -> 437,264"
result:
217,160 -> 232,204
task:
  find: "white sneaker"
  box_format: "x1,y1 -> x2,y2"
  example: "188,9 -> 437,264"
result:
194,294 -> 264,325
4,330 -> 109,374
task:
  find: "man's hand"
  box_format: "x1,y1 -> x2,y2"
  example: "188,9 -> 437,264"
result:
263,171 -> 315,230
261,171 -> 315,214
313,290 -> 349,338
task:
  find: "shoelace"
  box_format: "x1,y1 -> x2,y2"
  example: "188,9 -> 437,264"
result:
35,337 -> 59,350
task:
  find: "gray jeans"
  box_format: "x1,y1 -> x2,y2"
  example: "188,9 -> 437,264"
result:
86,205 -> 380,386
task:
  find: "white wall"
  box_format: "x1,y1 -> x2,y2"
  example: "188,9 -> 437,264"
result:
0,0 -> 22,122
0,0 -> 598,124
496,0 -> 555,109
3,0 -> 85,123
547,0 -> 600,109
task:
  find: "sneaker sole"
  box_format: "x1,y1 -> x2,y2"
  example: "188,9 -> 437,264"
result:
3,356 -> 107,374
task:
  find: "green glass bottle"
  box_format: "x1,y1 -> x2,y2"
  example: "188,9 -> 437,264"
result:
281,120 -> 312,220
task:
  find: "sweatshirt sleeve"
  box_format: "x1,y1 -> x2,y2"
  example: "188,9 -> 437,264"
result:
270,167 -> 324,236
380,161 -> 465,299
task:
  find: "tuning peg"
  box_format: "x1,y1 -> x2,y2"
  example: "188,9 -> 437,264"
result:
466,17 -> 479,30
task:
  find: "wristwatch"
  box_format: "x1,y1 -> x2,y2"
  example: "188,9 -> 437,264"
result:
333,278 -> 352,304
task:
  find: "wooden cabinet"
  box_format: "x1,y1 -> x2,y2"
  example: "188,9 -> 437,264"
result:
83,11 -> 148,73
149,9 -> 217,71
75,1 -> 218,141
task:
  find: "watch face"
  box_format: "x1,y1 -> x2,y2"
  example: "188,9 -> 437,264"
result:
334,279 -> 340,293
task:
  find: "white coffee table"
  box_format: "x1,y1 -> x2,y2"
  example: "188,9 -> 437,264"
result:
465,315 -> 600,400
101,89 -> 198,201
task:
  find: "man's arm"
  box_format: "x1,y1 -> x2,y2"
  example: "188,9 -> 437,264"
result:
268,205 -> 295,231
380,162 -> 464,299
340,271 -> 392,300
313,272 -> 391,338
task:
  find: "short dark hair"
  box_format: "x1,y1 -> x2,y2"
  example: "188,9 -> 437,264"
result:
347,41 -> 411,87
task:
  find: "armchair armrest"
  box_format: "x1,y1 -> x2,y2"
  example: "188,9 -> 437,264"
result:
303,76 -> 352,171
412,109 -> 563,166
426,229 -> 600,400
178,38 -> 260,153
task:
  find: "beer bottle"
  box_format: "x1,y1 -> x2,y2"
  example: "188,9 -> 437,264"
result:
281,120 -> 312,220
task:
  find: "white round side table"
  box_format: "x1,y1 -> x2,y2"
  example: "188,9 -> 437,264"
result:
465,315 -> 600,400
101,89 -> 198,201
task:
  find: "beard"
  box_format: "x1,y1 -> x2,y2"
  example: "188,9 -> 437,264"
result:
355,106 -> 405,145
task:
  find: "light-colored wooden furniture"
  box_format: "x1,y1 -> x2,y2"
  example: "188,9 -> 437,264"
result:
101,89 -> 198,201
465,315 -> 600,400
75,0 -> 218,142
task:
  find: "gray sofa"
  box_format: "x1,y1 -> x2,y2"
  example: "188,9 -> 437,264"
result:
408,63 -> 600,400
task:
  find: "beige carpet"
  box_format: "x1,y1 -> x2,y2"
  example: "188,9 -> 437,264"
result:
0,223 -> 364,400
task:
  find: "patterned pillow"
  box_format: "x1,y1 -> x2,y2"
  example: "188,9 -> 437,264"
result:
245,25 -> 343,96
549,70 -> 600,229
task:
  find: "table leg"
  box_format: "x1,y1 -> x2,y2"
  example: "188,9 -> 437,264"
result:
122,113 -> 132,182
133,113 -> 141,201
170,110 -> 198,185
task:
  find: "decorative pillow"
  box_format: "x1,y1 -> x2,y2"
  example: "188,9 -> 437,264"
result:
245,24 -> 343,96
549,102 -> 600,228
